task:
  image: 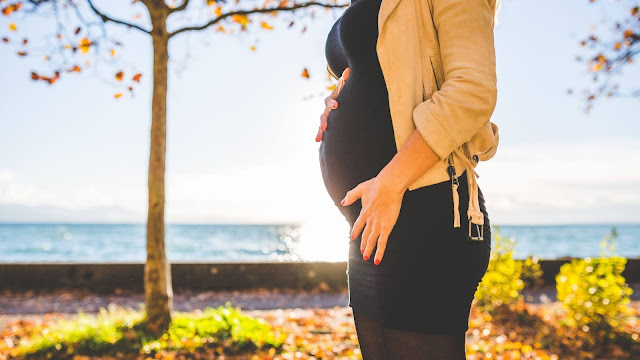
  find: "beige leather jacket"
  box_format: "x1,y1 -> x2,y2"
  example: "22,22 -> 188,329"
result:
327,0 -> 499,236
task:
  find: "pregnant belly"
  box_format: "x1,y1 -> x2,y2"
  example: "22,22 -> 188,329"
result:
318,80 -> 397,205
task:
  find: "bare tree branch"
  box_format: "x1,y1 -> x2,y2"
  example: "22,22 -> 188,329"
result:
86,0 -> 151,34
168,1 -> 348,38
169,0 -> 190,14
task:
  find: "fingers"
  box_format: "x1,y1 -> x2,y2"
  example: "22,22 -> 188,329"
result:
351,210 -> 366,242
325,96 -> 338,110
317,67 -> 350,142
320,105 -> 331,131
341,182 -> 363,207
329,67 -> 350,101
360,218 -> 374,255
362,220 -> 381,262
373,231 -> 389,265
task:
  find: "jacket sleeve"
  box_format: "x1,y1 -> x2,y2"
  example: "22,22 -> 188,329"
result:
412,0 -> 498,161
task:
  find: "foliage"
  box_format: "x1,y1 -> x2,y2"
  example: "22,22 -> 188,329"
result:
556,227 -> 634,340
571,0 -> 640,111
519,254 -> 544,292
7,302 -> 284,359
474,226 -> 525,312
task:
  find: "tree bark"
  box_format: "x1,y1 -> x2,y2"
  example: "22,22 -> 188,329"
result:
145,6 -> 173,336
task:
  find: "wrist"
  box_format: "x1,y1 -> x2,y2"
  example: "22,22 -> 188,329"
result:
377,161 -> 408,196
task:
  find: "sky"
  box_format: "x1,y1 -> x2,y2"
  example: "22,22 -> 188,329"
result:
0,0 -> 639,228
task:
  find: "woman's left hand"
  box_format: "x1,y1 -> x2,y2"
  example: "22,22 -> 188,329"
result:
341,175 -> 406,265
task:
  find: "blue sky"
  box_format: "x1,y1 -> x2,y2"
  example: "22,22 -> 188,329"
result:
0,0 -> 639,227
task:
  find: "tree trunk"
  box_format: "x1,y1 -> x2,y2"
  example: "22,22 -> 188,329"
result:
145,8 -> 172,336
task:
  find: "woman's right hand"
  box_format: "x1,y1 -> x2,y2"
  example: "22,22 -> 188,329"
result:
316,67 -> 350,142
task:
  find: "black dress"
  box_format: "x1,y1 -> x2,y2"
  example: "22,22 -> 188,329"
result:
318,0 -> 493,334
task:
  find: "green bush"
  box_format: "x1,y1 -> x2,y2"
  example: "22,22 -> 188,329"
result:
11,302 -> 284,359
520,255 -> 544,290
555,227 -> 634,334
474,225 -> 525,312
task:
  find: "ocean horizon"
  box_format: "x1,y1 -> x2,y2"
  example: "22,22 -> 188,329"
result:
0,222 -> 638,263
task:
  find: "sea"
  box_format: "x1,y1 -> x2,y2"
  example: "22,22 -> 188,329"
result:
0,223 -> 638,263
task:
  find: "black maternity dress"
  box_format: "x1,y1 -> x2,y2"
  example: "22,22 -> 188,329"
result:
318,0 -> 493,335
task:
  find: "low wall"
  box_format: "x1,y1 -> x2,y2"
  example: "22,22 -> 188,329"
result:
1,258 -> 639,293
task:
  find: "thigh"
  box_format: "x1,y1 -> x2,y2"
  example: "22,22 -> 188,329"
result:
381,326 -> 467,360
353,309 -> 388,360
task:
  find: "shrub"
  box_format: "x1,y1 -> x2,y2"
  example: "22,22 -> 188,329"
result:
555,227 -> 634,336
474,225 -> 525,312
9,302 -> 284,359
520,255 -> 544,291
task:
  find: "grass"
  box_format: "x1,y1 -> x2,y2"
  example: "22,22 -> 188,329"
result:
6,302 -> 285,359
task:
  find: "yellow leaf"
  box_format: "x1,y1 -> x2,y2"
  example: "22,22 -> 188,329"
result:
79,37 -> 91,54
232,14 -> 249,27
261,21 -> 273,30
9,22 -> 17,31
114,93 -> 123,98
110,49 -> 116,57
214,6 -> 222,16
250,45 -> 256,51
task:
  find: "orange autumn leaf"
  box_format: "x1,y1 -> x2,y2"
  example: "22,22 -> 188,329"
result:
115,71 -> 124,81
9,22 -> 16,31
79,37 -> 91,54
232,14 -> 249,29
301,68 -> 310,78
2,4 -> 22,16
114,93 -> 123,98
17,50 -> 26,56
132,73 -> 142,82
215,25 -> 225,33
250,45 -> 256,51
68,65 -> 81,72
110,48 -> 116,57
261,21 -> 274,30
214,6 -> 222,16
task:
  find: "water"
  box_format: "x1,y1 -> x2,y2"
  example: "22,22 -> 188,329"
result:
0,223 -> 638,263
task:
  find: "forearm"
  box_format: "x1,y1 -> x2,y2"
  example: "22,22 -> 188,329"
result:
377,128 -> 441,194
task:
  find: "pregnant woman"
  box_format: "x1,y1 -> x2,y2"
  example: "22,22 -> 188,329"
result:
316,0 -> 501,358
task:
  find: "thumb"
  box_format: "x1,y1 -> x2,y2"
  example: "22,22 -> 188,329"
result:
341,182 -> 362,206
